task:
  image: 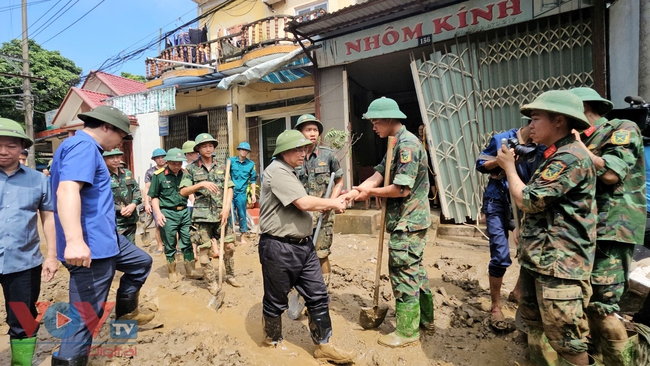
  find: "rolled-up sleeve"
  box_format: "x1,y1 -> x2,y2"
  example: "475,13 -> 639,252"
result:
599,123 -> 642,180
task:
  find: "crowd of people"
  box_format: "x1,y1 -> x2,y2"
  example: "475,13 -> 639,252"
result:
0,88 -> 649,366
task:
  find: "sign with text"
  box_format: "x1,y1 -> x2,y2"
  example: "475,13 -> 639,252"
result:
158,116 -> 169,136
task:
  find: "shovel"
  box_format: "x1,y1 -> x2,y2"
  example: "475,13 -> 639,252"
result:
208,159 -> 232,311
359,136 -> 396,329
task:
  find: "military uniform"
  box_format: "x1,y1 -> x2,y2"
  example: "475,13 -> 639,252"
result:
110,167 -> 142,243
579,117 -> 646,315
296,145 -> 343,258
229,153 -> 257,234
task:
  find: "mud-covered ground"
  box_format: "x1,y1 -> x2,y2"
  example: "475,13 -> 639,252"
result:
0,217 -> 535,366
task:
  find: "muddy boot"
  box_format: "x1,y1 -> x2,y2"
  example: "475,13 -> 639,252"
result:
10,337 -> 36,366
183,260 -> 203,280
263,314 -> 283,347
378,301 -> 420,348
527,327 -> 558,366
419,291 -> 435,333
199,248 -> 220,295
167,261 -> 180,282
309,307 -> 355,364
225,257 -> 242,288
115,291 -> 155,326
601,333 -> 639,366
51,354 -> 88,366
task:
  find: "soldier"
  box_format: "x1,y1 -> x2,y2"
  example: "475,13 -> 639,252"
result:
182,140 -> 197,218
340,97 -> 435,347
569,87 -> 645,365
229,141 -> 257,245
496,91 -> 597,366
294,114 -> 343,285
180,133 -> 241,293
0,118 -> 57,366
476,117 -> 543,330
19,149 -> 27,165
103,148 -> 142,244
144,148 -> 167,254
259,129 -> 354,364
149,148 -> 202,282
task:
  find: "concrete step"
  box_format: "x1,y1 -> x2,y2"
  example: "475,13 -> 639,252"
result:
436,235 -> 489,248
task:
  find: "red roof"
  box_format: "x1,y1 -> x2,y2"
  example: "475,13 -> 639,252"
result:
90,71 -> 146,96
71,87 -> 110,108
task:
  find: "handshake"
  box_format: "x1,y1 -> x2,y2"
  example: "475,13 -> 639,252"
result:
325,187 -> 371,214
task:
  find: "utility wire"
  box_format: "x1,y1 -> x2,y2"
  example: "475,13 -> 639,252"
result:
30,0 -> 79,40
0,0 -> 53,13
18,0 -> 63,39
41,0 -> 106,45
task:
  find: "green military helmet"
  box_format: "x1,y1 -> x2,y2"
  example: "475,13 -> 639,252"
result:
569,87 -> 614,115
103,148 -> 124,157
164,147 -> 186,162
363,97 -> 407,120
151,148 -> 166,159
273,130 -> 312,156
520,90 -> 590,130
0,117 -> 33,148
181,140 -> 196,154
78,105 -> 133,140
294,114 -> 323,134
194,133 -> 218,151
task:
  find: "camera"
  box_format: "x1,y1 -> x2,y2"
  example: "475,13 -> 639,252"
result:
606,96 -> 650,139
501,138 -> 538,161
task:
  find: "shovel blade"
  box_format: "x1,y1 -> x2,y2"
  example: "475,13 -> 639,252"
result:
359,305 -> 389,329
208,291 -> 225,311
287,289 -> 306,320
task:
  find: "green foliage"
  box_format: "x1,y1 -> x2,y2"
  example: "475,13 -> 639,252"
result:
0,39 -> 81,132
323,128 -> 349,150
120,72 -> 146,83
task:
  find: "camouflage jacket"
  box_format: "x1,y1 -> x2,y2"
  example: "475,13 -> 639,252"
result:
110,167 -> 142,228
375,125 -> 431,232
296,145 -> 344,227
519,135 -> 597,280
180,157 -> 234,223
580,117 -> 646,245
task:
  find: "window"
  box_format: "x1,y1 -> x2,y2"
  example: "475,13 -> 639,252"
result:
295,1 -> 327,16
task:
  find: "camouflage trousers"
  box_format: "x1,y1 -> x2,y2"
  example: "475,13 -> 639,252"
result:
388,230 -> 432,303
519,267 -> 592,355
587,240 -> 634,316
311,210 -> 334,259
191,222 -> 236,280
117,224 -> 137,245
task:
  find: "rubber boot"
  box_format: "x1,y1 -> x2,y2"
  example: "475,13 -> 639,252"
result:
557,354 -> 596,366
419,291 -> 435,333
51,354 -> 89,366
183,260 -> 203,280
225,256 -> 242,287
10,337 -> 36,366
601,333 -> 639,366
527,327 -> 558,366
115,291 -> 155,326
263,314 -> 283,347
167,261 -> 179,282
309,308 -> 355,364
378,301 -> 420,348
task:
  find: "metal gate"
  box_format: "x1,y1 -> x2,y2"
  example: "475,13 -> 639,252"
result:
411,9 -> 593,223
164,108 -> 229,160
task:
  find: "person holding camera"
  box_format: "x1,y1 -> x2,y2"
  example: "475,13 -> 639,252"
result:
569,87 -> 646,365
476,117 -> 543,330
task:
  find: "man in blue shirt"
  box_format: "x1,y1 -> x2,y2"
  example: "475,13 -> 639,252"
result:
50,106 -> 155,365
229,141 -> 257,245
476,117 -> 543,330
0,118 -> 57,366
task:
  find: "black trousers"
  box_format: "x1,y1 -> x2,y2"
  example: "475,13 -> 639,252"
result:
1,265 -> 41,339
258,234 -> 329,318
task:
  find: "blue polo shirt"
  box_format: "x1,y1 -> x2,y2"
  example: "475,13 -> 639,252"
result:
51,130 -> 119,261
229,156 -> 257,193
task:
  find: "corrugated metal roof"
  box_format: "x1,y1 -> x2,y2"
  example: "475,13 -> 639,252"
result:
287,0 -> 461,39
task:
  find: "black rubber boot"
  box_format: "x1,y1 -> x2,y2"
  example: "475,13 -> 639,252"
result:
308,307 -> 333,344
115,291 -> 154,325
263,314 -> 283,347
51,354 -> 89,366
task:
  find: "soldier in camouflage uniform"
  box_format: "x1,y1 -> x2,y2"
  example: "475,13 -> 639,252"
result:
294,114 -> 344,285
569,87 -> 645,366
103,148 -> 142,243
341,97 -> 434,348
180,133 -> 240,293
496,90 -> 597,366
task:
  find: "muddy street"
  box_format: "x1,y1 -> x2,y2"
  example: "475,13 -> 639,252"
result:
0,228 -> 532,366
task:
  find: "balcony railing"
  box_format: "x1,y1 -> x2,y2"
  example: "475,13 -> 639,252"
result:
146,12 -> 323,80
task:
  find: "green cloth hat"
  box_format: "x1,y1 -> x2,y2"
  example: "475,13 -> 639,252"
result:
0,118 -> 33,148
165,148 -> 186,162
569,87 -> 614,114
78,106 -> 133,140
520,90 -> 590,130
273,130 -> 312,156
102,148 -> 124,157
294,114 -> 323,134
194,133 -> 218,151
181,140 -> 196,154
363,97 -> 407,120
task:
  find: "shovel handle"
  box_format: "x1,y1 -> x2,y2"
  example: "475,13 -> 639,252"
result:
219,159 -> 232,288
373,136 -> 396,308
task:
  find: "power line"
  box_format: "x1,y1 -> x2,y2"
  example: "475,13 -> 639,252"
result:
0,0 -> 53,13
20,0 -> 63,39
30,0 -> 79,40
41,0 -> 106,45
